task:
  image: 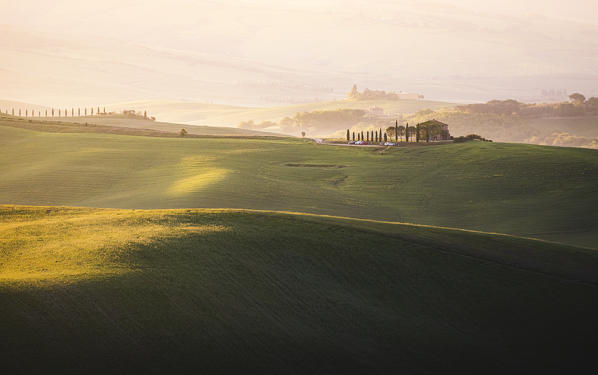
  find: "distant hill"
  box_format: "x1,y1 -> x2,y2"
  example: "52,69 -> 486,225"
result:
0,116 -> 287,138
105,98 -> 456,134
406,99 -> 598,148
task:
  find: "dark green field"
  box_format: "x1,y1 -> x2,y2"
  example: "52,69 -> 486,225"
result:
1,124 -> 597,248
2,206 -> 597,373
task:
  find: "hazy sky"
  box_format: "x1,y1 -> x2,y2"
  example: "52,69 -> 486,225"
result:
1,0 -> 597,105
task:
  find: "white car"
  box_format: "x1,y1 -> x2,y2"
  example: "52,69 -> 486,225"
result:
384,142 -> 396,146
355,140 -> 364,145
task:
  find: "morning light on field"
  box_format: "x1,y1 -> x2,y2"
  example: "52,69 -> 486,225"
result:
1,0 -> 597,373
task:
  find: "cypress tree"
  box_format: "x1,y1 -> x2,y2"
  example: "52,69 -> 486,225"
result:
72,108 -> 74,116
346,129 -> 350,141
361,130 -> 364,141
416,124 -> 420,142
91,108 -> 94,115
25,109 -> 28,117
19,109 -> 21,116
45,109 -> 47,116
395,120 -> 398,142
384,133 -> 388,142
405,123 -> 409,142
78,108 -> 80,116
84,108 -> 87,116
12,108 -> 14,116
352,131 -> 355,141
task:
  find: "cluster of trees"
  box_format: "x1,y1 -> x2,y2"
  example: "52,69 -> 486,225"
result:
279,109 -> 368,134
347,121 -> 450,143
347,84 -> 417,101
456,94 -> 598,117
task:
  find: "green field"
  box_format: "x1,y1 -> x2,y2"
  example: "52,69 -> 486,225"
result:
2,124 -> 598,248
2,206 -> 597,373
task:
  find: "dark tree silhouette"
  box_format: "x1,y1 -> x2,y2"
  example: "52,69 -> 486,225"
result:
395,120 -> 398,142
352,131 -> 355,141
384,133 -> 387,142
405,123 -> 409,142
346,129 -> 350,141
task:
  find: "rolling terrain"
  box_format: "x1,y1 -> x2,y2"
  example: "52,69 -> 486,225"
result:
1,206 -> 597,373
103,98 -> 455,128
0,115 -> 285,138
1,124 -> 597,248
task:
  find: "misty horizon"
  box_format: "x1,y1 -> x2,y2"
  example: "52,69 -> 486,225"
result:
1,0 -> 597,107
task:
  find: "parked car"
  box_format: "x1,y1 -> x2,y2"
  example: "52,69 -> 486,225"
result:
349,141 -> 356,144
384,142 -> 396,146
355,140 -> 364,145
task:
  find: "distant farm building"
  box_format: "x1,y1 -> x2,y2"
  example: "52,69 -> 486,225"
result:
420,119 -> 451,141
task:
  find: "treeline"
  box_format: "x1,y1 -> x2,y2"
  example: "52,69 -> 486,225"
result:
280,109 -> 368,133
238,108 -> 376,135
456,94 -> 598,117
347,84 -> 421,101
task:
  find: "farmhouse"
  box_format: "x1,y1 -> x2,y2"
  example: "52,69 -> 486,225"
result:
419,119 -> 451,141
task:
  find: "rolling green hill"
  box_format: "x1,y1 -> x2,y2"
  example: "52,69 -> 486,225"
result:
1,206 -> 597,373
1,124 -> 597,248
0,115 -> 286,138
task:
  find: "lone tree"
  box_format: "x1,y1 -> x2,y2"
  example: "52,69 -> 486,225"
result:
346,129 -> 350,141
179,128 -> 188,137
569,93 -> 586,105
301,131 -> 306,138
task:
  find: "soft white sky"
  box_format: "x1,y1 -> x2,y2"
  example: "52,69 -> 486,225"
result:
1,0 -> 597,105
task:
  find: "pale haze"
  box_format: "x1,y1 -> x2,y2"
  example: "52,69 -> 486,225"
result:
2,0 -> 597,107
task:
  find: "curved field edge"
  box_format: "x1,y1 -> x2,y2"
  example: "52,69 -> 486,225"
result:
2,205 -> 597,285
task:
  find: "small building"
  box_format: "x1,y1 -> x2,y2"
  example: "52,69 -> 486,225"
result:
419,119 -> 451,141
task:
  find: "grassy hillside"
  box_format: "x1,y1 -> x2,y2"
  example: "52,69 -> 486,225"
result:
1,125 -> 597,248
1,206 -> 597,373
106,98 -> 455,128
0,116 -> 286,137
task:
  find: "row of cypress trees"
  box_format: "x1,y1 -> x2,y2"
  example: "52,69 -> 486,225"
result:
1,108 -> 149,119
346,121 -> 432,143
346,128 -> 386,142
